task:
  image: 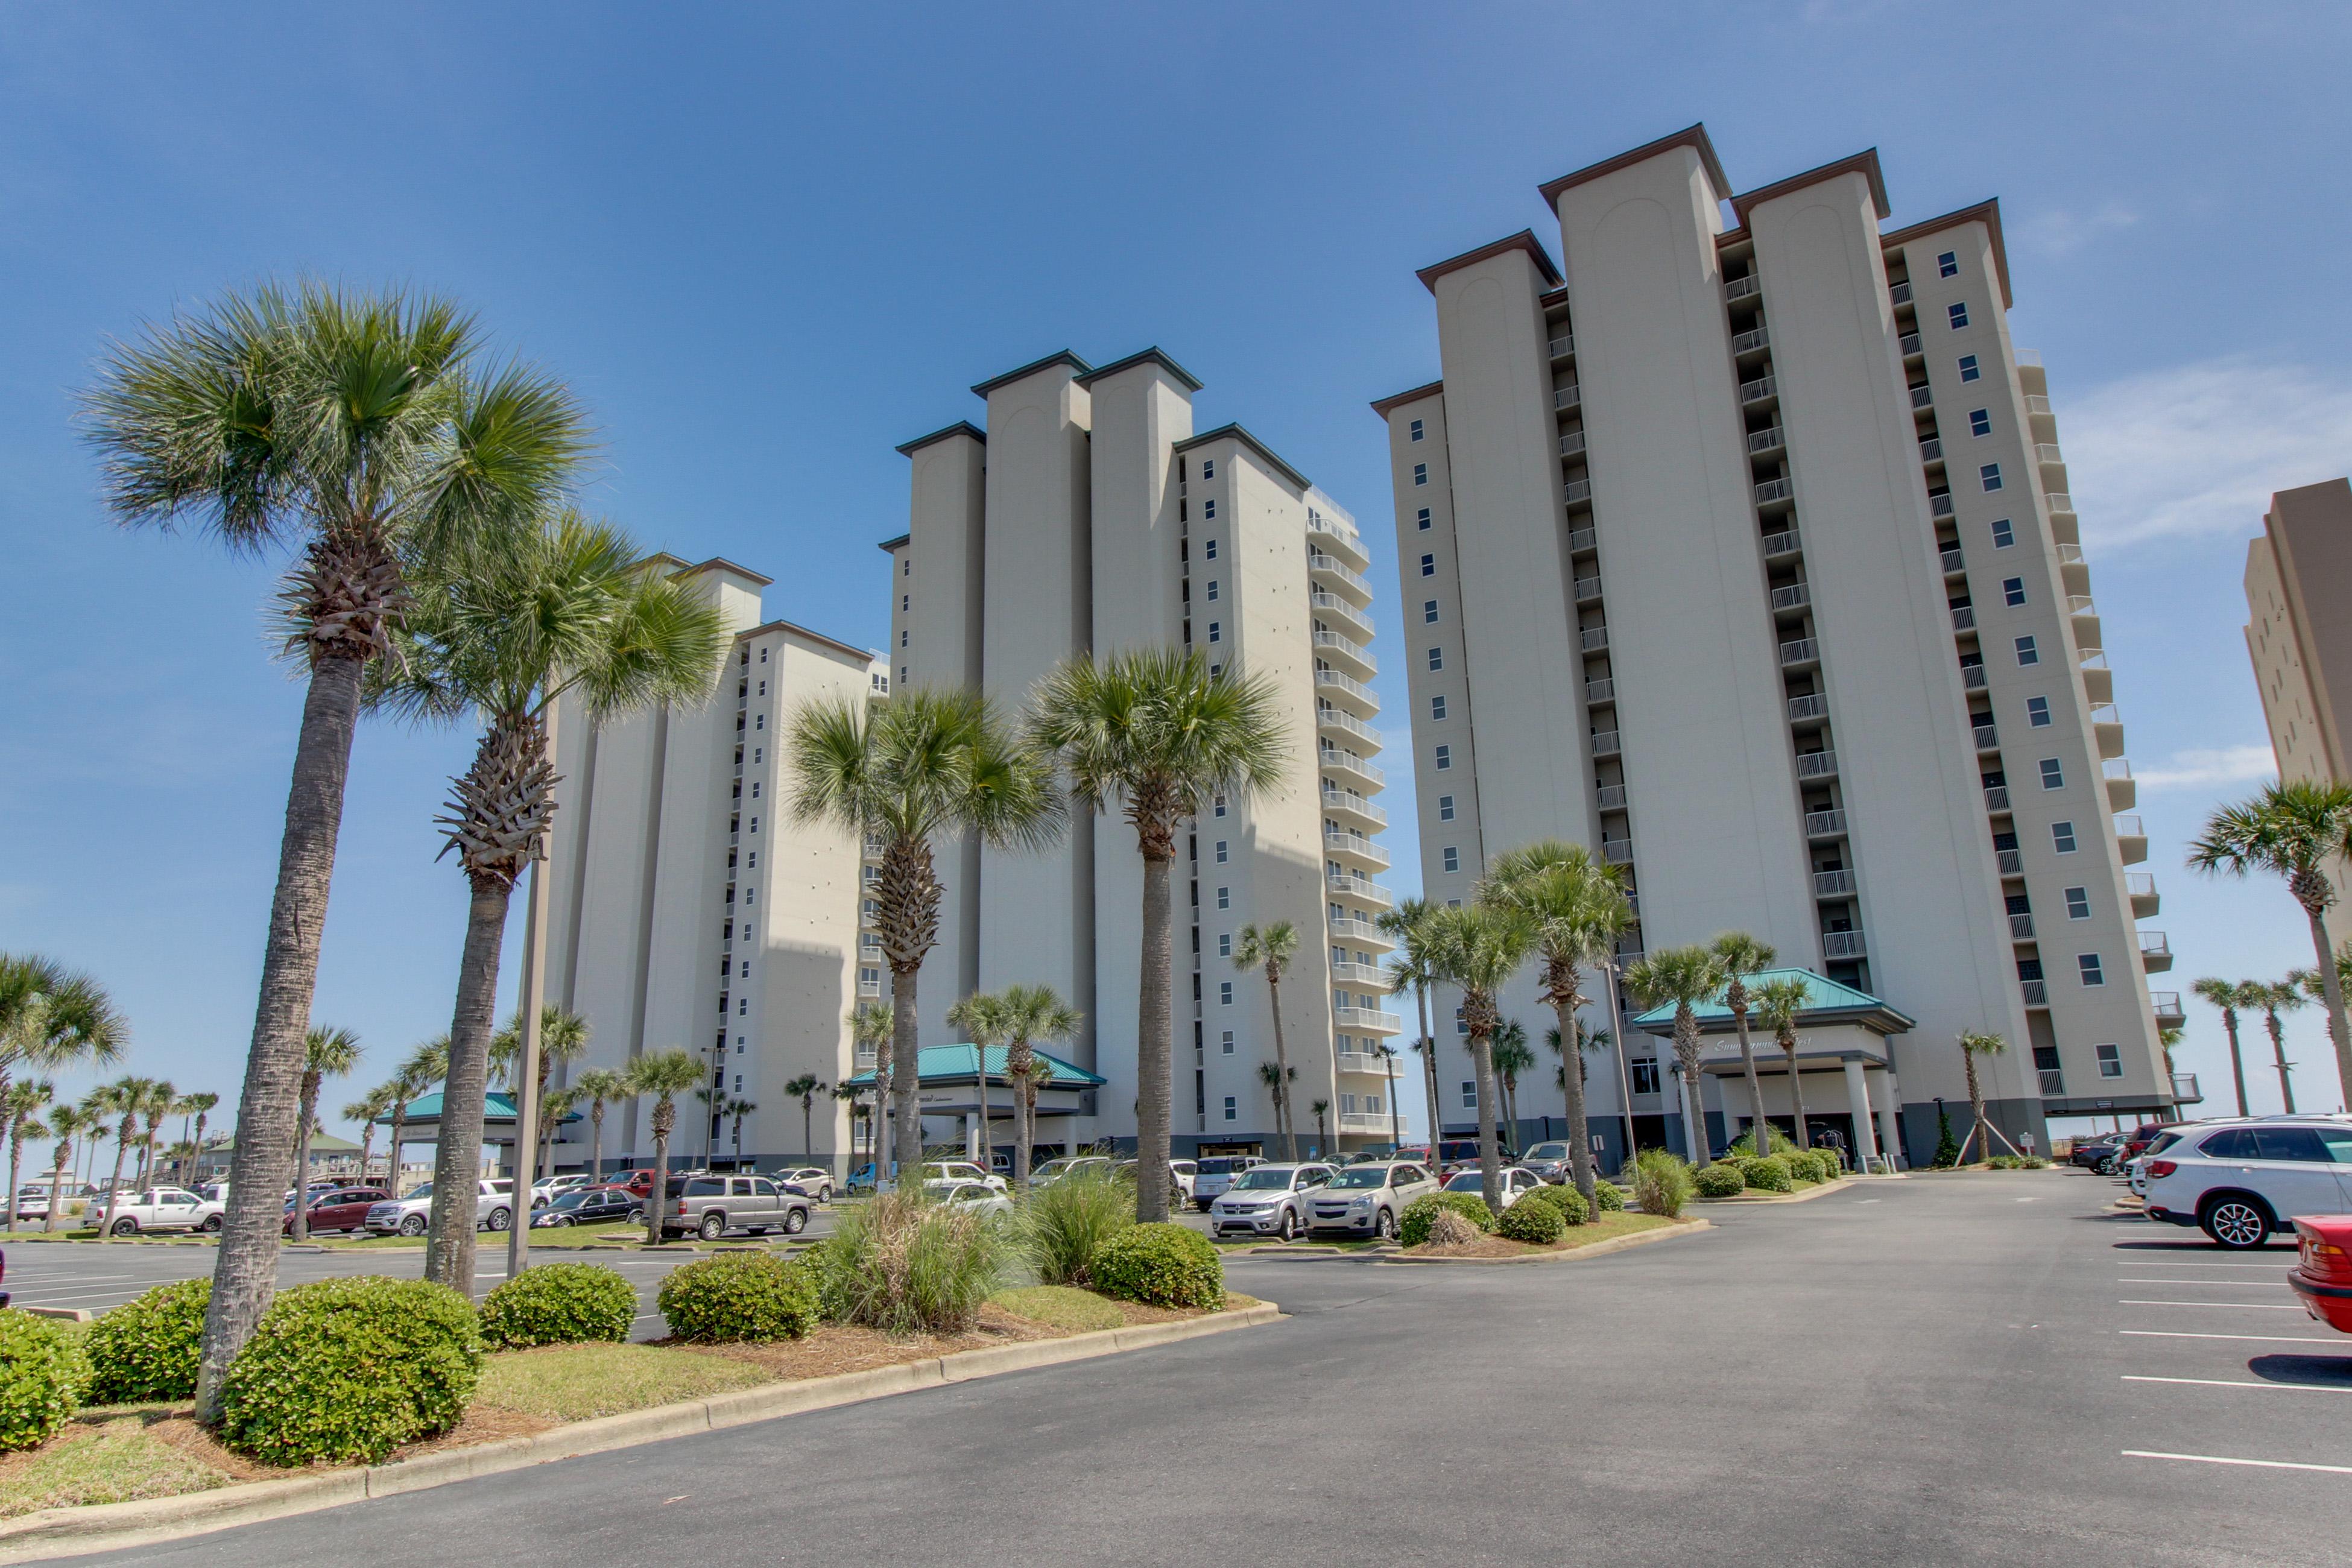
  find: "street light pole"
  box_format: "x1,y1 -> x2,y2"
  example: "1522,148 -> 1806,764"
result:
505,705 -> 557,1283
1599,956 -> 1637,1175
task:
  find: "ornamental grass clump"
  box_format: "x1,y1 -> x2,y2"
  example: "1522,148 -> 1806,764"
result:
656,1253 -> 820,1344
0,1312 -> 84,1453
481,1263 -> 638,1350
1633,1149 -> 1694,1218
1693,1163 -> 1748,1199
1089,1222 -> 1224,1310
1014,1170 -> 1134,1286
1496,1193 -> 1568,1244
1399,1190 -> 1495,1247
85,1277 -> 209,1403
1423,1209 -> 1481,1247
812,1190 -> 1008,1335
217,1277 -> 480,1466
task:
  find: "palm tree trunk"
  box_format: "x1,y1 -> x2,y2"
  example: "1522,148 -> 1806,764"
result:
889,963 -> 922,1188
1782,1043 -> 1809,1150
427,879 -> 511,1295
356,1124 -> 374,1191
101,1125 -> 133,1239
1473,1032 -> 1502,1212
1415,988 -> 1443,1166
2267,1014 -> 2297,1112
291,1083 -> 319,1242
2304,906 -> 2352,1105
1964,1050 -> 1988,1162
1266,970 -> 1295,1163
1135,851 -> 1175,1224
1552,1001 -> 1597,1218
2221,1011 -> 2249,1118
45,1147 -> 72,1234
387,1108 -> 405,1194
1680,1067 -> 1706,1162
975,1073 -> 992,1175
645,1116 -> 672,1244
7,1136 -> 23,1235
1733,1010 -> 1769,1154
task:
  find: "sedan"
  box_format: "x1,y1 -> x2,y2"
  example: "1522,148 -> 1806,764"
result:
1443,1167 -> 1546,1208
530,1186 -> 646,1228
776,1167 -> 835,1203
930,1180 -> 1012,1218
283,1187 -> 388,1236
1209,1163 -> 1336,1241
1305,1162 -> 1436,1239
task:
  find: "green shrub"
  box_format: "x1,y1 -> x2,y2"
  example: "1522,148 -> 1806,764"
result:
481,1263 -> 637,1350
657,1252 -> 820,1344
1497,1193 -> 1569,1242
1633,1150 -> 1693,1218
1794,1149 -> 1839,1183
1089,1222 -> 1223,1310
1013,1171 -> 1134,1286
86,1277 -> 209,1404
1740,1155 -> 1795,1193
218,1277 -> 480,1466
1725,1125 -> 1798,1158
0,1311 -> 84,1452
1591,1180 -> 1627,1212
1523,1183 -> 1591,1226
2020,1155 -> 2050,1170
1694,1163 -> 1747,1198
811,1190 -> 1008,1334
1399,1190 -> 1496,1247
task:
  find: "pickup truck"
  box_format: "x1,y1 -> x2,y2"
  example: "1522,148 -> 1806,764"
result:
660,1174 -> 812,1241
363,1179 -> 517,1236
99,1187 -> 225,1236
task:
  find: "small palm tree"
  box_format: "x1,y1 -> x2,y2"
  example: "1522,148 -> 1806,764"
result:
1957,1031 -> 2008,1162
40,1105 -> 84,1235
4,1079 -> 55,1234
289,1028 -> 361,1241
1030,648 -> 1286,1222
782,1074 -> 826,1165
2189,978 -> 2258,1118
571,1068 -> 628,1183
93,1076 -> 153,1239
134,1079 -> 177,1193
996,984 -> 1080,1184
0,955 -> 128,1112
1310,1098 -> 1331,1154
1710,932 -> 1778,1157
1625,946 -> 1728,1164
1379,899 -> 1447,1169
1257,1061 -> 1298,1149
1751,977 -> 1814,1151
381,1036 -> 449,1198
2254,979 -> 2306,1112
342,1086 -> 396,1189
845,1001 -> 894,1175
721,1096 -> 757,1163
183,1092 -> 220,1184
1231,922 -> 1303,1161
625,1048 -> 707,1243
2189,782 -> 2352,1110
946,993 -> 1008,1174
792,686 -> 1061,1197
1490,1021 -> 1534,1152
1424,903 -> 1537,1209
830,1080 -> 867,1172
490,1004 -> 594,1198
1375,1041 -> 1405,1148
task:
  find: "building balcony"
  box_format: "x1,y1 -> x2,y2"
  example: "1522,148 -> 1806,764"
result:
863,835 -> 887,858
2009,912 -> 2035,940
1898,332 -> 1923,358
1581,625 -> 1610,652
2139,931 -> 2172,972
1333,1005 -> 1404,1035
1333,1051 -> 1389,1078
1788,692 -> 1829,723
1575,575 -> 1604,604
1952,604 -> 1976,630
1804,809 -> 1847,839
858,979 -> 883,999
1320,787 -> 1388,829
1601,837 -> 1634,865
1961,665 -> 1990,692
1309,552 -> 1374,605
1779,637 -> 1820,669
2079,651 -> 2114,706
2126,871 -> 2160,918
2056,542 -> 2091,595
2114,813 -> 2148,864
1725,274 -> 1762,302
2151,990 -> 2185,1026
2046,497 -> 2079,546
1307,512 -> 1371,570
1754,477 -> 1794,508
1549,334 -> 1576,361
1732,325 -> 1771,356
1317,706 -> 1382,750
1889,280 -> 1914,305
2069,594 -> 2103,651
1327,871 -> 1395,908
2039,1066 -> 2066,1096
1325,831 -> 1389,871
1769,581 -> 1811,612
1941,546 -> 1965,575
1311,630 -> 1376,679
1319,750 -> 1385,792
1911,384 -> 1934,409
1930,491 -> 1955,519
1920,437 -> 1944,464
1739,373 -> 1778,406
861,940 -> 884,963
1762,526 -> 1802,559
1985,785 -> 2011,813
1558,430 -> 1586,458
1590,729 -> 1622,759
1327,915 -> 1395,949
2034,441 -> 2066,467
1973,723 -> 2000,752
1309,591 -> 1374,640
2172,1072 -> 2203,1106
1314,669 -> 1379,718
1563,478 -> 1594,508
1338,1111 -> 1393,1133
1748,425 -> 1786,455
2021,979 -> 2049,1007
2104,756 -> 2134,811
1997,849 -> 2023,875
1329,962 -> 1391,990
1585,677 -> 1615,704
2090,704 -> 2126,759
1567,526 -> 1598,554
1596,783 -> 1628,810
1814,868 -> 1855,897
1796,750 -> 1839,780
1554,383 -> 1582,411
1821,930 -> 1867,959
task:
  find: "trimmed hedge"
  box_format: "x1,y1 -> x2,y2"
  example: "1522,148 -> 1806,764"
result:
481,1263 -> 637,1350
1792,1149 -> 1839,1183
0,1311 -> 83,1452
218,1277 -> 481,1466
1089,1222 -> 1224,1311
1400,1190 -> 1496,1247
1734,1155 -> 1794,1193
86,1277 -> 209,1404
1694,1163 -> 1748,1198
1497,1194 -> 1568,1243
1523,1183 -> 1591,1226
657,1252 -> 821,1343
1591,1180 -> 1628,1212
1633,1150 -> 1693,1219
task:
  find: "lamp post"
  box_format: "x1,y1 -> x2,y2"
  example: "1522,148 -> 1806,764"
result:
504,706 -> 557,1283
1599,955 -> 1637,1175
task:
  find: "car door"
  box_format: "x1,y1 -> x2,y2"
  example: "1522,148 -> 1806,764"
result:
2312,1125 -> 2352,1205
2250,1126 -> 2352,1219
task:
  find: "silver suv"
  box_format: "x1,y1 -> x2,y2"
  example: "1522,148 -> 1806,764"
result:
660,1174 -> 812,1241
364,1179 -> 516,1236
1209,1163 -> 1335,1241
1306,1162 -> 1436,1239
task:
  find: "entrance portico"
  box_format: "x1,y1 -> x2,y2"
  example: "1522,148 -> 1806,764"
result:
842,1043 -> 1106,1164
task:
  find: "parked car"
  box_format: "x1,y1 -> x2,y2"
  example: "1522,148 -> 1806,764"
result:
531,1186 -> 646,1228
1397,1140 -> 1519,1179
1442,1166 -> 1546,1209
1306,1161 -> 1437,1239
2070,1137 -> 2124,1174
364,1179 -> 516,1236
1209,1163 -> 1336,1240
2140,1119 -> 2352,1248
1520,1142 -> 1584,1184
922,1160 -> 1008,1195
1113,1158 -> 1197,1203
2289,1215 -> 2352,1333
100,1187 -> 224,1236
928,1179 -> 1013,1218
13,1184 -> 52,1223
1030,1156 -> 1116,1188
775,1166 -> 835,1203
531,1174 -> 598,1208
1190,1155 -> 1265,1210
282,1187 -> 389,1236
660,1174 -> 812,1241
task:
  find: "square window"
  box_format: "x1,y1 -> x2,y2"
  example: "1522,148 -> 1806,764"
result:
1213,794 -> 1227,817
1216,886 -> 1230,909
1215,840 -> 1228,864
2003,576 -> 2026,606
2096,1043 -> 2122,1078
2039,758 -> 2065,789
1219,981 -> 1233,1005
2015,635 -> 2038,665
2027,696 -> 2051,727
1203,499 -> 1216,520
1938,250 -> 1959,278
1207,622 -> 1221,643
1223,1096 -> 1237,1121
1202,460 -> 1215,479
1435,744 -> 1452,771
1424,599 -> 1440,624
2065,885 -> 2091,920
902,560 -> 910,576
1417,507 -> 1432,531
1209,539 -> 1224,562
1991,517 -> 2015,549
1438,794 -> 1455,822
2078,953 -> 2105,987
1206,580 -> 1219,601
1427,646 -> 1444,671
1430,695 -> 1447,719
1632,1058 -> 1661,1095
2052,820 -> 2078,853
1969,408 -> 1991,437
1442,846 -> 1460,873
1461,1080 -> 1478,1108
899,666 -> 908,684
1949,302 -> 1970,329
1218,934 -> 1231,957
1959,355 -> 1981,382
901,630 -> 909,647
1413,463 -> 1429,487
1420,553 -> 1436,577
1409,418 -> 1425,442
1221,1029 -> 1235,1055
1981,463 -> 2004,493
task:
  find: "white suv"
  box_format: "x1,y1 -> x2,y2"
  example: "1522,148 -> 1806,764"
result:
363,1178 -> 517,1236
2141,1119 -> 2352,1249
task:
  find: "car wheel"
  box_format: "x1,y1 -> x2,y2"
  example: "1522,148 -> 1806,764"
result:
1376,1208 -> 1397,1241
2200,1194 -> 2275,1251
203,1215 -> 223,1233
2096,1155 -> 2121,1176
627,1209 -> 645,1226
784,1207 -> 809,1234
1276,1209 -> 1295,1242
485,1207 -> 511,1233
698,1212 -> 727,1242
399,1214 -> 428,1237
110,1217 -> 139,1236
551,1215 -> 573,1228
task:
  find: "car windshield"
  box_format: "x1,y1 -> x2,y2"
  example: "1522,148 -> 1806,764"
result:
402,1184 -> 431,1200
1442,1172 -> 1482,1192
1033,1160 -> 1076,1178
550,1192 -> 593,1209
1233,1169 -> 1294,1190
1526,1143 -> 1570,1160
1197,1159 -> 1247,1175
1328,1167 -> 1390,1190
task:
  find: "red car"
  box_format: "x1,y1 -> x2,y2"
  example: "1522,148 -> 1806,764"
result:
610,1169 -> 661,1198
2289,1216 -> 2352,1333
282,1186 -> 389,1236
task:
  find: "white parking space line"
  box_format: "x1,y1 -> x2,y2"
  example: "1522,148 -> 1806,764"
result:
2122,1330 -> 2342,1343
2125,1450 -> 2352,1475
2125,1376 -> 2352,1394
2115,1259 -> 2289,1269
2119,1300 -> 2307,1310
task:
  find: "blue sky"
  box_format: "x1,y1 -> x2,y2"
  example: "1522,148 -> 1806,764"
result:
4,2 -> 2350,1154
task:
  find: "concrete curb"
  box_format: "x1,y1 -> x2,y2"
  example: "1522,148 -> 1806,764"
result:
1374,1217 -> 1711,1266
0,1302 -> 1285,1564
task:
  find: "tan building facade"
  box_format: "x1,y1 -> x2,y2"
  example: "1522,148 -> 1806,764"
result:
1372,126 -> 2179,1165
2245,477 -> 2352,910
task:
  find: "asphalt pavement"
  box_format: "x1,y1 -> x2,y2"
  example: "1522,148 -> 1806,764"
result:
49,1171 -> 2352,1566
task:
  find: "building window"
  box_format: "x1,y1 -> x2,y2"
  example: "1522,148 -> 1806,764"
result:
1205,538 -> 1219,560
1430,694 -> 1447,720
754,714 -> 765,730
1991,517 -> 2015,549
1417,507 -> 1432,531
1631,1058 -> 1661,1095
1215,840 -> 1229,864
1938,250 -> 1959,278
1438,794 -> 1455,822
2015,635 -> 2038,665
900,666 -> 908,684
1218,933 -> 1232,957
2027,696 -> 2051,727
1969,408 -> 1991,437
2039,758 -> 2065,790
738,999 -> 748,1016
2003,576 -> 2026,606
1420,553 -> 1436,577
1981,463 -> 2004,493
1949,302 -> 1970,329
1427,646 -> 1444,671
2096,1043 -> 2123,1078
1413,463 -> 1428,487
1409,418 -> 1425,442
1461,1080 -> 1478,1108
1959,355 -> 1981,382
1442,847 -> 1460,873
1424,599 -> 1440,624
2052,820 -> 2078,853
2078,953 -> 2105,987
1205,580 -> 1219,601
1435,744 -> 1452,771
1216,887 -> 1230,909
1207,622 -> 1221,643
1213,794 -> 1227,817
1221,1029 -> 1235,1055
903,560 -> 911,577
1204,499 -> 1217,521
1224,1096 -> 1238,1121
2065,885 -> 2091,920
1219,981 -> 1233,1005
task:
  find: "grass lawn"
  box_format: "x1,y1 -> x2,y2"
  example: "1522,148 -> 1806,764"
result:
988,1285 -> 1125,1333
0,1418 -> 233,1520
473,1342 -> 775,1422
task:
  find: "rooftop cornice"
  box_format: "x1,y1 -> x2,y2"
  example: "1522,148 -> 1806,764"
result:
970,350 -> 1092,399
1415,229 -> 1562,294
1368,379 -> 1444,419
1538,123 -> 1730,206
1730,148 -> 1891,229
1074,346 -> 1203,393
1172,422 -> 1310,493
1880,198 -> 2013,308
894,420 -> 986,458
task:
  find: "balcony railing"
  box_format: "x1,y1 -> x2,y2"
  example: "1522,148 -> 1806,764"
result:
1911,384 -> 1933,409
1567,526 -> 1597,554
1962,666 -> 1988,689
1601,838 -> 1634,865
2171,1072 -> 2202,1105
1898,332 -> 1922,357
2020,979 -> 2048,1006
1326,872 -> 1395,908
2069,594 -> 2098,618
1748,426 -> 1786,454
2151,990 -> 2184,1021
1952,605 -> 1976,630
1333,1006 -> 1405,1034
1930,491 -> 1955,518
2009,912 -> 2035,939
1327,916 -> 1393,946
1779,637 -> 1819,667
1554,383 -> 1582,410
1329,962 -> 1391,988
1308,552 -> 1373,598
1581,625 -> 1610,651
1585,677 -> 1615,704
1754,477 -> 1793,505
1725,274 -> 1762,302
1920,438 -> 1944,464
1805,809 -> 1847,838
1314,669 -> 1377,708
858,979 -> 883,999
1788,693 -> 1829,722
2034,443 -> 2065,465
1563,478 -> 1593,505
1769,582 -> 1811,610
1317,706 -> 1381,746
1941,546 -> 1965,574
1574,577 -> 1604,603
1996,849 -> 2023,874
2139,931 -> 2171,959
1318,751 -> 1386,788
1324,831 -> 1389,868
2039,1067 -> 2066,1096
2125,871 -> 2156,897
1309,592 -> 1373,638
1558,430 -> 1586,457
1311,630 -> 1376,672
1596,783 -> 1628,809
1549,334 -> 1576,360
2046,492 -> 2075,515
1973,724 -> 2000,751
1762,527 -> 1802,558
1821,930 -> 1867,959
1740,374 -> 1778,405
1984,785 -> 2010,812
1797,750 -> 1839,779
1813,868 -> 1855,897
1590,729 -> 1622,757
2025,394 -> 2052,416
1320,788 -> 1388,826
1889,280 -> 1913,305
1732,325 -> 1771,354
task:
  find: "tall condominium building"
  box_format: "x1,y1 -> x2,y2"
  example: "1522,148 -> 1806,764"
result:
2245,477 -> 2352,911
1370,125 -> 2181,1166
882,347 -> 1400,1158
541,556 -> 888,1171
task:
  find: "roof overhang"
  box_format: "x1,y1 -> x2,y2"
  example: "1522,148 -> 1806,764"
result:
970,350 -> 1092,399
1075,347 -> 1203,393
1538,123 -> 1731,207
1880,199 -> 2012,308
1369,379 -> 1445,420
1172,423 -> 1310,493
1730,148 -> 1890,229
1415,229 -> 1562,294
894,420 -> 986,458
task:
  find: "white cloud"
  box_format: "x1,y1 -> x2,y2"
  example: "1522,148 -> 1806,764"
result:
2058,358 -> 2352,551
2133,744 -> 2277,792
2018,203 -> 2139,257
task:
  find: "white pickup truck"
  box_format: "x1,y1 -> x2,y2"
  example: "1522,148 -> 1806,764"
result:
100,1187 -> 225,1236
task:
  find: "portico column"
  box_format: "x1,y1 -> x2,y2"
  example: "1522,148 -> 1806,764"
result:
1872,1066 -> 1905,1170
964,1111 -> 978,1160
1842,1059 -> 1880,1170
1676,1070 -> 1702,1160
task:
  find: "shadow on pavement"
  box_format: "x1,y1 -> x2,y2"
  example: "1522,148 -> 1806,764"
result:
2246,1353 -> 2352,1386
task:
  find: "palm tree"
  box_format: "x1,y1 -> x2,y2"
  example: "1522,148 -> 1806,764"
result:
779,1073 -> 825,1166
1379,899 -> 1447,1173
1490,1021 -> 1534,1154
342,1086 -> 396,1190
4,1080 -> 54,1233
1479,842 -> 1631,1211
40,1105 -> 84,1235
1030,649 -> 1286,1221
847,1001 -> 896,1179
490,1004 -> 595,1200
93,1076 -> 153,1239
1751,976 -> 1814,1151
183,1092 -> 220,1184
134,1079 -> 177,1194
996,984 -> 1080,1184
376,513 -> 724,1294
945,993 -> 1008,1175
830,1081 -> 867,1173
537,1086 -> 583,1178
2189,781 -> 2352,1109
1625,946 -> 1728,1165
791,687 -> 1062,1198
0,957 -> 127,1165
1956,1031 -> 2008,1162
1709,933 -> 1777,1157
1257,1061 -> 1298,1150
625,1048 -> 705,1244
1310,1098 -> 1331,1153
382,1036 -> 448,1199
1424,903 -> 1537,1209
85,283 -> 593,1415
692,1086 -> 722,1168
1231,922 -> 1303,1161
2253,979 -> 2306,1112
572,1067 -> 628,1183
723,1096 -> 758,1164
288,1028 -> 360,1241
1375,1042 -> 1405,1149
